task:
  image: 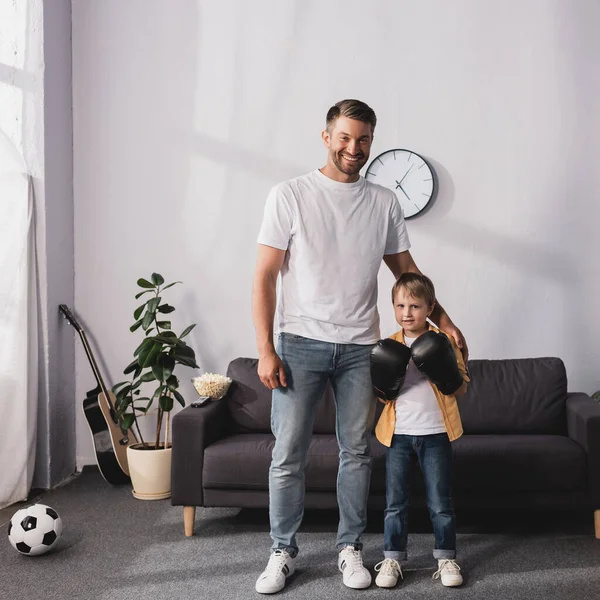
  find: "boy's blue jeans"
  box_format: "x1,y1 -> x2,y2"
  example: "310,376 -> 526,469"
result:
269,333 -> 376,556
384,433 -> 457,561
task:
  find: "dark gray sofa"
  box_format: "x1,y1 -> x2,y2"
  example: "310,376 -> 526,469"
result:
172,356 -> 600,538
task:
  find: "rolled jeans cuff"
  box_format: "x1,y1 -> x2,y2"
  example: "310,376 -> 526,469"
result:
383,550 -> 407,561
433,548 -> 456,559
336,542 -> 363,552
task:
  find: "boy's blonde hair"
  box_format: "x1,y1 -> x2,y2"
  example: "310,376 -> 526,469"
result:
391,272 -> 436,307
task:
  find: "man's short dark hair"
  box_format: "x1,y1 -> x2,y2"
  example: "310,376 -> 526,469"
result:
326,99 -> 377,134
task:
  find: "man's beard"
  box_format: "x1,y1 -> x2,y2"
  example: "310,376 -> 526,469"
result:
331,150 -> 367,175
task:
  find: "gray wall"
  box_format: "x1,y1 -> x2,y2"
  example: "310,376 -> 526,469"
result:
72,0 -> 600,465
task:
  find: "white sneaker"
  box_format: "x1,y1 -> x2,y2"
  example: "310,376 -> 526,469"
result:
374,558 -> 403,588
255,550 -> 296,594
338,546 -> 372,589
432,559 -> 463,587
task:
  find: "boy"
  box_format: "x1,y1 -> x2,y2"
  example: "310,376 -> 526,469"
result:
369,272 -> 470,588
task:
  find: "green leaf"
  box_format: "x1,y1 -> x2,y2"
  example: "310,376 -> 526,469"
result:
159,395 -> 174,412
112,381 -> 131,392
115,394 -> 132,411
115,384 -> 132,400
146,297 -> 161,313
151,273 -> 165,286
172,342 -> 198,367
173,389 -> 185,407
135,289 -> 153,299
157,321 -> 171,329
152,354 -> 175,382
152,385 -> 165,401
152,334 -> 178,346
172,343 -> 196,360
157,304 -> 175,314
161,281 -> 181,291
130,319 -> 143,333
133,302 -> 148,321
137,278 -> 155,289
123,360 -> 139,375
140,341 -> 163,368
133,303 -> 146,320
179,324 -> 196,339
139,371 -> 156,383
136,338 -> 156,363
166,375 -> 179,391
134,337 -> 154,357
141,310 -> 154,330
120,413 -> 135,430
173,355 -> 199,369
131,378 -> 144,390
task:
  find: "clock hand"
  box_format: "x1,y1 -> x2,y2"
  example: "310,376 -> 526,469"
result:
398,163 -> 414,186
397,184 -> 411,202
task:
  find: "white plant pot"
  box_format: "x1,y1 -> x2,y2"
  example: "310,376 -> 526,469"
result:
127,443 -> 172,500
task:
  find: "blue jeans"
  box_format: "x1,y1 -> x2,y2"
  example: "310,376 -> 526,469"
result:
384,433 -> 456,561
269,333 -> 376,555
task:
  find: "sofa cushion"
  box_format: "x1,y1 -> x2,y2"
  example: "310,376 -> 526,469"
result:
203,433 -> 387,491
225,359 -> 271,433
459,358 -> 567,435
452,434 -> 586,492
202,433 -> 586,497
226,357 -> 347,434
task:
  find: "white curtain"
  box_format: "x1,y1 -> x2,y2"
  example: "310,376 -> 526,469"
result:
0,133 -> 38,509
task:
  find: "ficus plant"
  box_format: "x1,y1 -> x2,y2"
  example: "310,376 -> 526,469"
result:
112,273 -> 198,450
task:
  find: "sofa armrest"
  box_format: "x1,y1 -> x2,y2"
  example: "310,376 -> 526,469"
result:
171,401 -> 226,507
566,392 -> 600,508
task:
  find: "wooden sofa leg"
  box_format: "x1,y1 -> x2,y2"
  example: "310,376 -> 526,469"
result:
184,506 -> 196,537
594,510 -> 600,539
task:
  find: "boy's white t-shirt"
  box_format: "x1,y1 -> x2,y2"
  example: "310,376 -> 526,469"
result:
257,170 -> 411,344
393,335 -> 446,435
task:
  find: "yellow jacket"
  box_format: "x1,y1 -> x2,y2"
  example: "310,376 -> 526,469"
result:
375,324 -> 470,446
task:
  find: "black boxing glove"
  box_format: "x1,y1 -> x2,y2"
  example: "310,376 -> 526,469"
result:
410,331 -> 464,395
370,338 -> 412,400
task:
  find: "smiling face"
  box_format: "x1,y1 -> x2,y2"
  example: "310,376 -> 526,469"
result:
393,286 -> 434,338
321,115 -> 373,182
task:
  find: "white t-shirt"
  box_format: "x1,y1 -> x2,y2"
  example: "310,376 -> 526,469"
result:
257,170 -> 411,344
393,335 -> 446,435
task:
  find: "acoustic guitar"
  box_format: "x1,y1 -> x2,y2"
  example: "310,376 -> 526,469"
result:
59,304 -> 136,485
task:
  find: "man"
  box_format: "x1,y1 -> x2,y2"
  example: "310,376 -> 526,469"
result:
252,99 -> 467,594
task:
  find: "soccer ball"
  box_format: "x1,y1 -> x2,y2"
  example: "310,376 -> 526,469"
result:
7,503 -> 63,556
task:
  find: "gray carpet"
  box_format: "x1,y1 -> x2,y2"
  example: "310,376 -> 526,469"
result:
2,467 -> 600,600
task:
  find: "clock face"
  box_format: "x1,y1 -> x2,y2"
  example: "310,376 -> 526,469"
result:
365,149 -> 435,218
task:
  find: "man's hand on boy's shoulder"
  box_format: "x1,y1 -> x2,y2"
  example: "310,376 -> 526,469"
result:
441,323 -> 469,362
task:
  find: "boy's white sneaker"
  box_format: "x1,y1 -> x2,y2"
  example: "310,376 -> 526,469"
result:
338,545 -> 372,589
432,559 -> 463,587
374,558 -> 403,588
255,550 -> 296,594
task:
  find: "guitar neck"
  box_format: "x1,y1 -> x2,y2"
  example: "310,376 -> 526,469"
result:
76,329 -> 115,412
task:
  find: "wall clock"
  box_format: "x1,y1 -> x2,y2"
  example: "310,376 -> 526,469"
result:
365,149 -> 436,218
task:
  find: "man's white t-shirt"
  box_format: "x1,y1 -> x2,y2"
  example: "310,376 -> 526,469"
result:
393,335 -> 446,435
257,169 -> 411,344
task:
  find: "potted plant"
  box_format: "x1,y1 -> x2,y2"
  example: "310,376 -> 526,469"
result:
112,273 -> 198,499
